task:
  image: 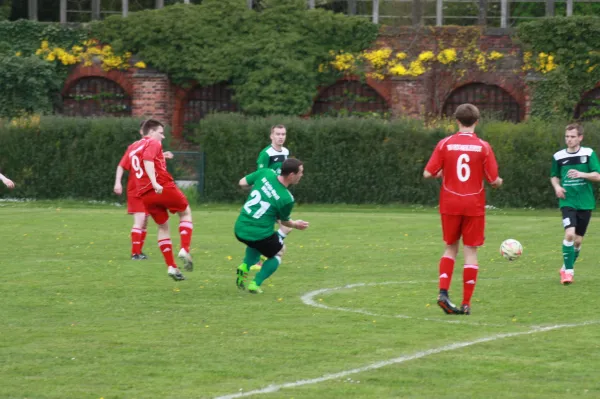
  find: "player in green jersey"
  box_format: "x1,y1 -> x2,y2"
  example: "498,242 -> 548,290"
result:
235,158 -> 309,294
551,123 -> 600,285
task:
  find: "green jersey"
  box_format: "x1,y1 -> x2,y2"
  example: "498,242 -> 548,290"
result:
551,146 -> 600,210
234,168 -> 295,241
257,145 -> 289,175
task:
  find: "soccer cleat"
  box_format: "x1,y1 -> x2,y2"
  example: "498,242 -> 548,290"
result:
236,264 -> 249,290
249,264 -> 262,272
247,281 -> 264,294
131,253 -> 148,260
437,292 -> 462,315
167,266 -> 185,281
561,271 -> 574,285
178,248 -> 194,272
461,304 -> 471,315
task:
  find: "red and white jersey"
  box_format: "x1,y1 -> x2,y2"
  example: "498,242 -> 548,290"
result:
126,137 -> 176,196
118,142 -> 141,198
425,132 -> 499,216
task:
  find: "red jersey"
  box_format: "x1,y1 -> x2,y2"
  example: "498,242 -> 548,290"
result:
118,142 -> 142,198
126,137 -> 176,196
425,132 -> 499,216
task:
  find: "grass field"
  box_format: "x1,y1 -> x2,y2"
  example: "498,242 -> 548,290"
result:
1,202 -> 599,399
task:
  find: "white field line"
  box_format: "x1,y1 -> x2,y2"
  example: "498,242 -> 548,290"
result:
213,320 -> 599,399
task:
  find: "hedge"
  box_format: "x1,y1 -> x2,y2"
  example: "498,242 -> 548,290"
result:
193,114 -> 600,208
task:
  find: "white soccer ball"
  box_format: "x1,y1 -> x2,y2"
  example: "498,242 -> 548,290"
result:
500,239 -> 523,261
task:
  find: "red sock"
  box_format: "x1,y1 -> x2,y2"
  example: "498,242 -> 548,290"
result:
462,264 -> 479,306
438,256 -> 455,291
179,221 -> 193,253
140,229 -> 147,252
158,239 -> 176,268
131,228 -> 142,255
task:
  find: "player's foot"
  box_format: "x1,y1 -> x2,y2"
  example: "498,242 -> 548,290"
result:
167,266 -> 185,281
461,304 -> 471,315
249,264 -> 262,272
561,271 -> 574,285
236,264 -> 249,290
437,292 -> 462,315
247,281 -> 263,294
178,248 -> 193,272
131,253 -> 148,260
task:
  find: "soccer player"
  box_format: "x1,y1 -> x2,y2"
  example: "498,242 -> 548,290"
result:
235,158 -> 309,294
114,122 -> 174,260
424,103 -> 503,315
1,172 -> 15,189
550,123 -> 600,285
129,119 -> 194,281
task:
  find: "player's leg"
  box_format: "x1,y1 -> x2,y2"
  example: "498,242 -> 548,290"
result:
176,204 -> 194,271
437,214 -> 462,314
140,213 -> 149,257
131,212 -> 147,260
460,215 -> 485,315
236,245 -> 261,290
248,234 -> 285,294
560,207 -> 577,284
573,210 -> 591,266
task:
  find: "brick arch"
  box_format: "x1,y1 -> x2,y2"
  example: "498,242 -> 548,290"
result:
172,82 -> 237,139
442,82 -> 523,123
574,86 -> 600,120
312,77 -> 391,117
62,63 -> 133,98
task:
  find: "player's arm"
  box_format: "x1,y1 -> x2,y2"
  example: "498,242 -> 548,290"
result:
423,141 -> 443,179
550,157 -> 566,198
114,165 -> 125,195
278,203 -> 309,230
163,151 -> 174,160
239,170 -> 260,190
483,144 -> 503,188
567,151 -> 600,181
143,160 -> 162,194
0,172 -> 14,189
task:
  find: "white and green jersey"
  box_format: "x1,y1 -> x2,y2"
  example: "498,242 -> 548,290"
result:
235,168 -> 295,241
257,145 -> 289,175
551,146 -> 600,210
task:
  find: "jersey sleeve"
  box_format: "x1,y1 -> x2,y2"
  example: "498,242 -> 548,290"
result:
550,156 -> 560,178
118,149 -> 131,170
142,140 -> 162,161
278,201 -> 294,222
483,142 -> 499,183
424,140 -> 444,175
245,169 -> 262,186
589,150 -> 600,173
257,149 -> 269,169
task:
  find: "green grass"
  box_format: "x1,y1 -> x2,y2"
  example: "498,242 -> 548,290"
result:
1,203 -> 599,399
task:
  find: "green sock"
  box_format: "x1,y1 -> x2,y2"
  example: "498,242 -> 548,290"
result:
243,247 -> 261,266
254,257 -> 280,286
574,247 -> 581,264
562,240 -> 575,270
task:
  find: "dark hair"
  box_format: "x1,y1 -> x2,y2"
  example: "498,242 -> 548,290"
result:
271,124 -> 286,133
280,158 -> 303,176
141,119 -> 164,136
566,123 -> 584,136
454,103 -> 480,127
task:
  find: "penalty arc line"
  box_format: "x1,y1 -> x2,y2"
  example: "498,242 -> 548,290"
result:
213,320 -> 599,399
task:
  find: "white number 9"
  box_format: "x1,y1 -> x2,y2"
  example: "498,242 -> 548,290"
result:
131,155 -> 143,179
457,153 -> 470,182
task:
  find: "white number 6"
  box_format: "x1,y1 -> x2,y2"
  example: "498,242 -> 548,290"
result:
457,154 -> 470,182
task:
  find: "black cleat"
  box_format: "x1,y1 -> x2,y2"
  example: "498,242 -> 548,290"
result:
131,253 -> 148,260
461,304 -> 471,315
437,293 -> 462,315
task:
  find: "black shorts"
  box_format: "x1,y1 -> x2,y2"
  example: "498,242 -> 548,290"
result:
235,232 -> 283,258
561,207 -> 592,237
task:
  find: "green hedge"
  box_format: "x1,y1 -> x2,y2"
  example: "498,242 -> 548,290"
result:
194,113 -> 600,208
0,117 -> 141,200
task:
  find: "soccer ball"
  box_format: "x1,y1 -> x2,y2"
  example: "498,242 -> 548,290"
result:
500,239 -> 523,261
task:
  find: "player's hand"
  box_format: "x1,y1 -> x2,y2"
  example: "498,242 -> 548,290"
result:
435,170 -> 443,179
555,186 -> 566,199
163,151 -> 174,160
2,177 -> 14,189
153,183 -> 163,194
294,220 -> 309,230
567,169 -> 583,179
490,177 -> 503,189
113,184 -> 123,195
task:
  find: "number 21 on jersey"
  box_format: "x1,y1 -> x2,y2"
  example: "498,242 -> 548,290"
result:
244,190 -> 271,219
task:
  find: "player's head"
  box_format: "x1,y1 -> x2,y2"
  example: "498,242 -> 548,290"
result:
270,125 -> 287,149
141,119 -> 165,141
565,123 -> 583,149
281,158 -> 304,185
454,103 -> 480,129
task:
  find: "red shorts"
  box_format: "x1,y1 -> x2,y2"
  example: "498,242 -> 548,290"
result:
127,194 -> 147,214
141,186 -> 189,225
441,214 -> 485,247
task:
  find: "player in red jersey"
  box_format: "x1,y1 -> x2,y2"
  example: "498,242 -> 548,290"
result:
113,121 -> 173,260
129,119 -> 194,281
424,103 -> 503,315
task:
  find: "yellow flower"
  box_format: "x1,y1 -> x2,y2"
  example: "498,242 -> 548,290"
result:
368,72 -> 385,80
41,40 -> 49,50
407,60 -> 426,76
134,61 -> 146,69
488,51 -> 504,61
395,52 -> 407,60
46,53 -> 56,62
389,63 -> 408,76
437,49 -> 457,65
364,48 -> 392,69
417,51 -> 435,62
15,51 -> 21,57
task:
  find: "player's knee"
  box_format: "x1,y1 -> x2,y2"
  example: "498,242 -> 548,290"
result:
564,231 -> 576,242
276,244 -> 286,258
